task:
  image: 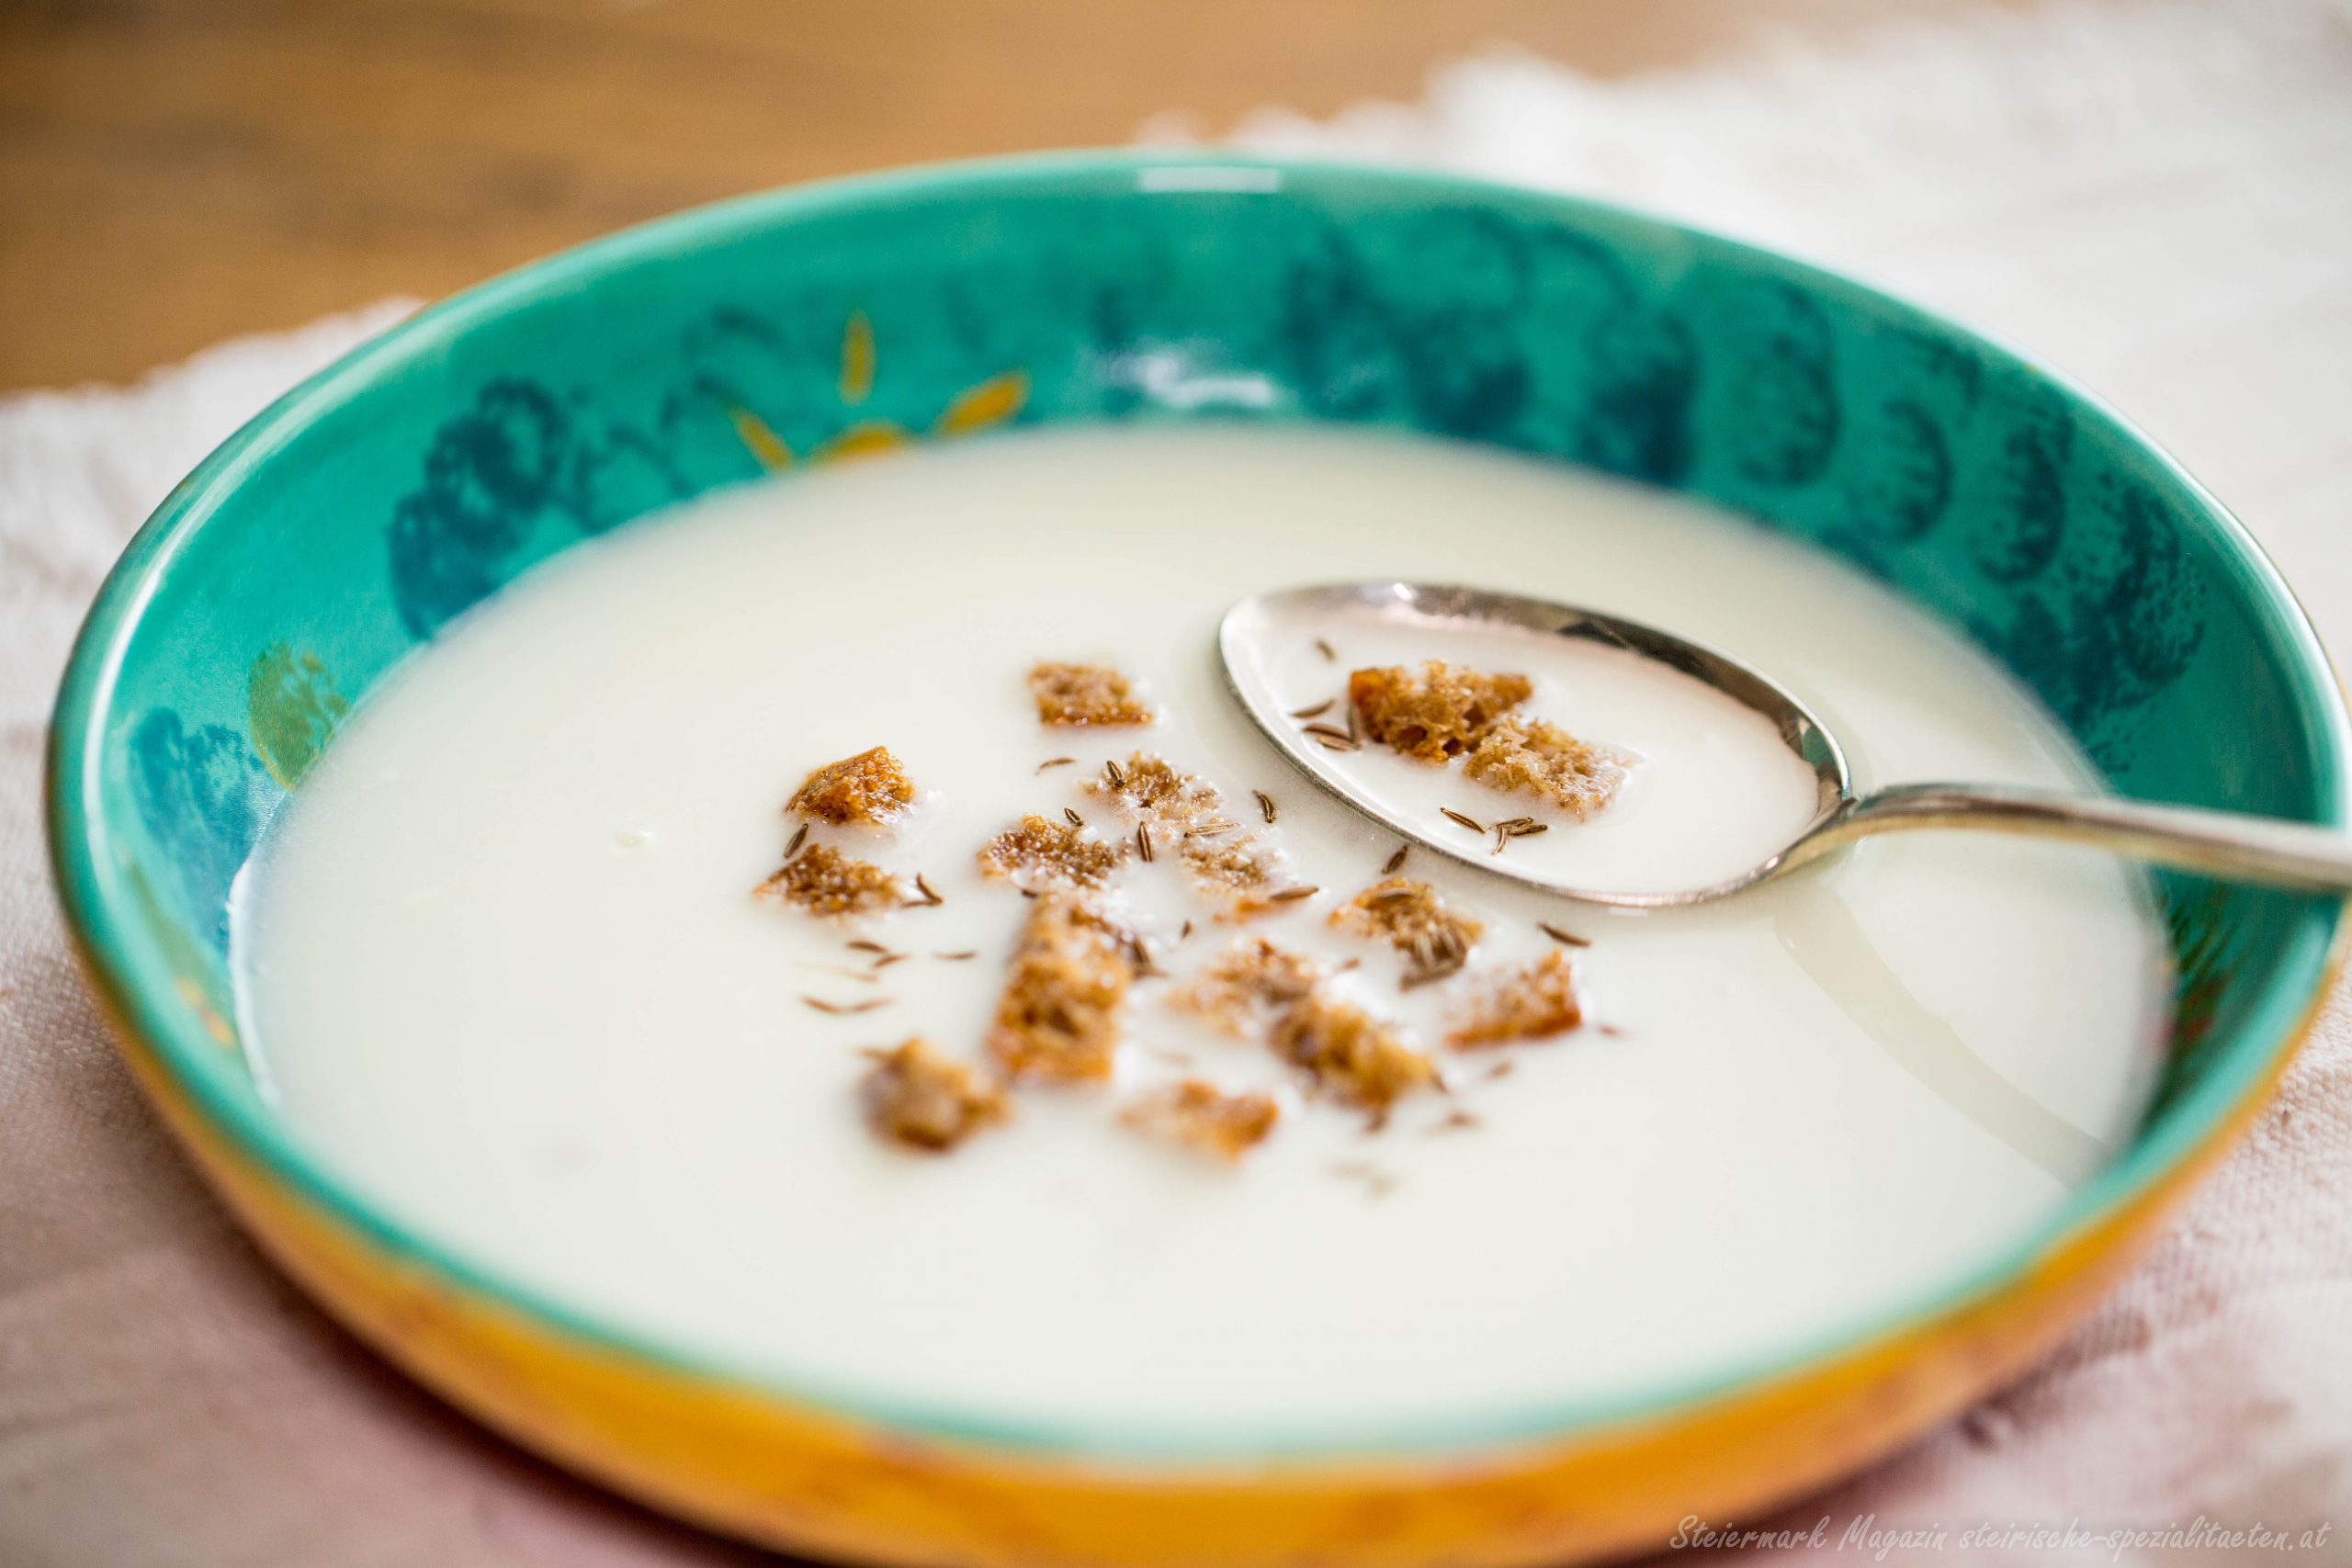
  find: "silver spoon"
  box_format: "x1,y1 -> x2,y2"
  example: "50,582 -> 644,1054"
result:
1219,581 -> 2352,909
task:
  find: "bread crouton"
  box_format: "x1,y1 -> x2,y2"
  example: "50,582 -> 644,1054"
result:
1446,949 -> 1584,1048
1348,661 -> 1532,761
986,893 -> 1132,1082
1122,1079 -> 1280,1160
1270,993 -> 1434,1111
1084,752 -> 1219,826
861,1039 -> 1008,1151
1178,834 -> 1292,920
1084,752 -> 1292,918
755,843 -> 904,918
1030,661 -> 1155,727
788,746 -> 915,826
1330,877 -> 1482,985
1463,717 -> 1625,818
1170,939 -> 1324,1035
977,814 -> 1125,891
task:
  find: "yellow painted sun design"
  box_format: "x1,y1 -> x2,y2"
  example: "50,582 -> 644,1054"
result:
726,312 -> 1029,471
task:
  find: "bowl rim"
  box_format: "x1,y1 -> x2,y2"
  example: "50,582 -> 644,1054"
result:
46,147 -> 2352,1462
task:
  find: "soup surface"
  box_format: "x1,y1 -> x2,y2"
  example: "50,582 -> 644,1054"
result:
236,424 -> 2167,1437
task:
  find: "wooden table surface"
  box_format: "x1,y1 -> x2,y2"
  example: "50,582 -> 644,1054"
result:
1,0 -> 1977,391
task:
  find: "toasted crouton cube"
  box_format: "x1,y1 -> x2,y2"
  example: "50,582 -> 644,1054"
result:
986,893 -> 1132,1082
1180,834 -> 1289,920
1080,750 -> 1289,917
1463,717 -> 1625,818
1170,939 -> 1324,1035
1123,1079 -> 1280,1160
1084,752 -> 1220,826
977,814 -> 1125,891
1030,661 -> 1155,727
1446,950 -> 1583,1049
1270,993 -> 1434,1111
789,746 -> 916,826
755,843 -> 904,918
1330,878 -> 1482,983
861,1039 -> 1008,1152
1349,661 -> 1532,761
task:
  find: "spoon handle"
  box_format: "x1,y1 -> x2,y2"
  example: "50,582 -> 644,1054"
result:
1803,783 -> 2352,893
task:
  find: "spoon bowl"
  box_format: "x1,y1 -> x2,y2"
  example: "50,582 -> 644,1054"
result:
1221,581 -> 2352,907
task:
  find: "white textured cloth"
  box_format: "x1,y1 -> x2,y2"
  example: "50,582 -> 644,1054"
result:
6,5 -> 2352,1563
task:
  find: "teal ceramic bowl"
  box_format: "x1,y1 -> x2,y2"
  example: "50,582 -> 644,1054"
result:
48,152 -> 2350,1568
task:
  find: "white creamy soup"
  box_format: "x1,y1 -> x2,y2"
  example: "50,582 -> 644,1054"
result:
236,424 -> 2169,1436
